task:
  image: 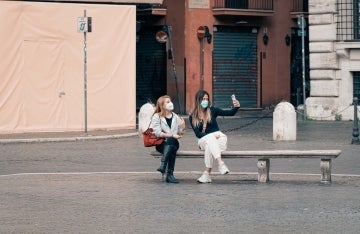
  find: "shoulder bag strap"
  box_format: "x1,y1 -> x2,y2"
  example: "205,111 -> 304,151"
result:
147,113 -> 155,129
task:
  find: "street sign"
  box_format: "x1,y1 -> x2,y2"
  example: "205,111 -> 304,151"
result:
77,17 -> 92,33
297,16 -> 306,28
297,30 -> 307,36
155,30 -> 168,43
197,26 -> 205,40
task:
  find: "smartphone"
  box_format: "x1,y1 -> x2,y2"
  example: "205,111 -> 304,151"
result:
231,94 -> 236,101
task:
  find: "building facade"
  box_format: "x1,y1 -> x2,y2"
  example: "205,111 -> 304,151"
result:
0,1 -> 140,133
307,0 -> 360,120
136,0 -> 309,114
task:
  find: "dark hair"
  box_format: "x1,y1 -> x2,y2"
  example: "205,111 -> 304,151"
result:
190,90 -> 211,127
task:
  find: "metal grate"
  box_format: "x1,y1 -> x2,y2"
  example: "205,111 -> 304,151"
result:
213,0 -> 273,10
354,72 -> 360,99
337,0 -> 360,41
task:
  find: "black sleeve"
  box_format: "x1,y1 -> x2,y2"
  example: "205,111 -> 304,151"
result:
212,106 -> 239,117
189,115 -> 206,139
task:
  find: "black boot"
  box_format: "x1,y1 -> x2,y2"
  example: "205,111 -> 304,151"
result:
166,153 -> 179,183
156,145 -> 173,174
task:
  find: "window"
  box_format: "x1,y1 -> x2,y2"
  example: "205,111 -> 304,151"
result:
355,0 -> 360,39
337,0 -> 360,41
353,72 -> 360,99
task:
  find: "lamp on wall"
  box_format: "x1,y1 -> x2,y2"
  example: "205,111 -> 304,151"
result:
263,33 -> 269,45
285,34 -> 291,46
204,26 -> 212,44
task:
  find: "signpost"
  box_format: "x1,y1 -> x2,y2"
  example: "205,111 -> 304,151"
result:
298,15 -> 306,120
77,10 -> 92,134
155,26 -> 182,113
197,26 -> 205,89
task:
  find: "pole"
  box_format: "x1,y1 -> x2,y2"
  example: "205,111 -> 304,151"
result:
301,15 -> 306,120
352,97 -> 360,144
200,38 -> 204,89
83,9 -> 88,135
167,25 -> 182,114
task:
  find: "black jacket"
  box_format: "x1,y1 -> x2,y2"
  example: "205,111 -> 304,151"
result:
189,106 -> 239,139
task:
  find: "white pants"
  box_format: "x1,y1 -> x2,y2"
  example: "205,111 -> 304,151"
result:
198,131 -> 227,168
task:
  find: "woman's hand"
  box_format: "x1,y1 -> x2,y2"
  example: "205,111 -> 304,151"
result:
172,133 -> 182,139
179,117 -> 185,129
233,100 -> 240,107
178,116 -> 186,133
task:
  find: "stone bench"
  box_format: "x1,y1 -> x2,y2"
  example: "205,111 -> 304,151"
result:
151,150 -> 342,183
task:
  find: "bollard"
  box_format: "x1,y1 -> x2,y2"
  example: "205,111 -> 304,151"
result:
273,102 -> 296,141
351,97 -> 360,144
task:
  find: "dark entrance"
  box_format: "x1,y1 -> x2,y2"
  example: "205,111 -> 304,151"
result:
290,28 -> 310,108
136,27 -> 167,109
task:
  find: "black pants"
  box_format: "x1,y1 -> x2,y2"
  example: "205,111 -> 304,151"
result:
156,137 -> 179,154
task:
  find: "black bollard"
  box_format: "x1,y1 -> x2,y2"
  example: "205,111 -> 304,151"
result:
351,97 -> 360,144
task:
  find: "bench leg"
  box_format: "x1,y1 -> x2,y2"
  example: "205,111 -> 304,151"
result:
257,159 -> 270,182
320,159 -> 332,184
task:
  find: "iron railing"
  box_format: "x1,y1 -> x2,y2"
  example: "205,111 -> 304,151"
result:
213,0 -> 273,10
136,0 -> 167,10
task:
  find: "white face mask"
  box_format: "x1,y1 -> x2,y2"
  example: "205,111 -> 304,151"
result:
165,102 -> 174,111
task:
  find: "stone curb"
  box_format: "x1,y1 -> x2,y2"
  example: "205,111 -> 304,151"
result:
0,132 -> 139,144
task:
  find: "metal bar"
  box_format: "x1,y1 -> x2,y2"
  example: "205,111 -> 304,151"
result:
200,38 -> 204,89
167,25 -> 182,113
351,97 -> 359,144
299,15 -> 306,120
83,9 -> 88,135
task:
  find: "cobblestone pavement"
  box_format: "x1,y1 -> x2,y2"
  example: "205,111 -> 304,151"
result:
0,111 -> 360,233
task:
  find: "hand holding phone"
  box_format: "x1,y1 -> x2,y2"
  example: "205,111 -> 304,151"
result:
231,94 -> 240,107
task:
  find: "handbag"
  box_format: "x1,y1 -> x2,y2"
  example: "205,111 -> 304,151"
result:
142,115 -> 165,147
143,128 -> 165,147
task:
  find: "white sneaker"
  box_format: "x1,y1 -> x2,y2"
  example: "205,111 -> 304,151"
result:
218,162 -> 230,175
197,171 -> 212,183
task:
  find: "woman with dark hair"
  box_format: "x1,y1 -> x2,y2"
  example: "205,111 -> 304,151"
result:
151,95 -> 185,183
189,90 -> 240,183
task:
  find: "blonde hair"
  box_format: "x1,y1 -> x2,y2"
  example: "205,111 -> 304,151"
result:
155,95 -> 171,117
190,90 -> 211,127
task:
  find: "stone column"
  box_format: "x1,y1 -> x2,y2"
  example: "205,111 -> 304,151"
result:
307,0 -> 340,120
257,159 -> 270,183
320,159 -> 332,183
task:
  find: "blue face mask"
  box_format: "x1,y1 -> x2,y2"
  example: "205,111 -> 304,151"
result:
200,100 -> 209,109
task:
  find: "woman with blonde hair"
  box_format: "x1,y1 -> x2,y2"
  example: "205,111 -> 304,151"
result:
189,90 -> 240,183
151,95 -> 185,183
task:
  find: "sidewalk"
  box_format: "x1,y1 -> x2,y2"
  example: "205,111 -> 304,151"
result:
0,109 -> 270,143
0,108 -> 357,144
0,128 -> 139,144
